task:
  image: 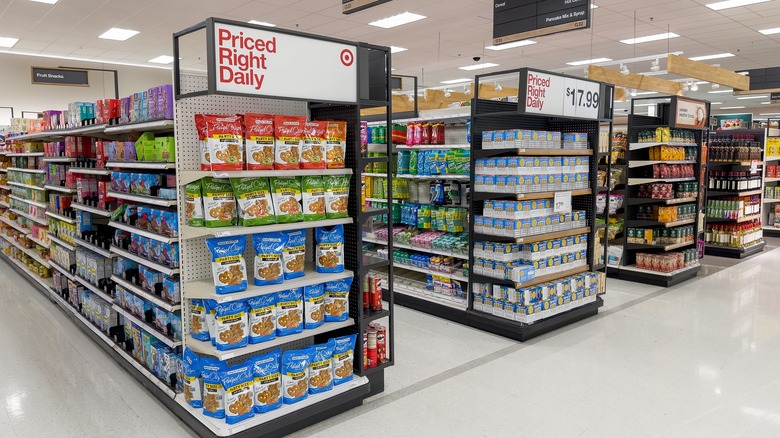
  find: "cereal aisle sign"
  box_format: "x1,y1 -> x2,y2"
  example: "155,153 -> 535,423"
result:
214,23 -> 358,102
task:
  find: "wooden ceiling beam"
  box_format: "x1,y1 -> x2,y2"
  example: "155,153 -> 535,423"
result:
667,54 -> 750,91
587,65 -> 684,96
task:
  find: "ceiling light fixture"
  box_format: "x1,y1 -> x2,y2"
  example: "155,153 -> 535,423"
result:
689,53 -> 735,61
620,64 -> 629,75
711,102 -> 724,105
248,20 -> 276,27
737,95 -> 769,99
719,106 -> 747,109
0,37 -> 19,48
369,12 -> 426,29
650,58 -> 660,72
591,3 -> 599,8
709,89 -> 734,94
636,91 -> 659,96
459,62 -> 499,71
712,83 -> 721,89
495,82 -> 503,92
706,0 -> 770,11
630,89 -> 638,97
759,27 -> 780,35
485,40 -> 537,51
440,78 -> 472,85
148,55 -> 174,64
690,81 -> 699,92
464,84 -> 471,94
566,57 -> 612,66
98,28 -> 139,41
30,0 -> 58,4
443,88 -> 452,98
683,82 -> 690,92
0,49 -> 171,70
620,32 -> 679,45
390,46 -> 407,53
761,102 -> 772,104
408,93 -> 414,102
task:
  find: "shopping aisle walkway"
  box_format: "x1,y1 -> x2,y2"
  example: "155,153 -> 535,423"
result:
2,247 -> 780,437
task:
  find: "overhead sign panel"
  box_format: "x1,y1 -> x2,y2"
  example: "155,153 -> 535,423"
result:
342,0 -> 392,14
523,69 -> 605,120
31,67 -> 89,87
493,0 -> 590,46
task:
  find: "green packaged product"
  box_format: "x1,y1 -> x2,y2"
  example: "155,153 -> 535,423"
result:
230,177 -> 276,226
301,176 -> 327,222
202,178 -> 237,228
324,175 -> 351,219
185,180 -> 205,227
270,177 -> 304,224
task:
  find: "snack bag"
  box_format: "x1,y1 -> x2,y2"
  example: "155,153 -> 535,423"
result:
244,113 -> 275,170
274,115 -> 305,170
252,232 -> 288,286
205,300 -> 218,345
270,177 -> 304,224
332,334 -> 357,386
325,121 -> 347,169
252,349 -> 282,413
195,114 -> 210,170
301,176 -> 326,222
202,177 -> 237,228
304,283 -> 325,330
324,277 -> 352,322
282,230 -> 306,280
302,121 -> 328,169
308,340 -> 335,395
183,348 -> 203,408
219,364 -> 255,425
185,181 -> 205,227
201,357 -> 227,419
190,299 -> 209,341
230,177 -> 275,227
276,288 -> 303,337
247,294 -> 276,344
324,175 -> 350,219
205,114 -> 244,171
206,236 -> 248,294
281,347 -> 315,405
214,300 -> 249,351
316,226 -> 345,273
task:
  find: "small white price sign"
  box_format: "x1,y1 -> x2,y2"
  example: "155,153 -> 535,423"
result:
563,77 -> 601,120
751,160 -> 759,174
554,191 -> 572,214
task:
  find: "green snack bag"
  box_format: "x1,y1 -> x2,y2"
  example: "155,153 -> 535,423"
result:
185,181 -> 205,227
270,177 -> 304,224
301,176 -> 327,222
324,175 -> 351,219
156,137 -> 176,163
202,177 -> 237,228
230,177 -> 276,226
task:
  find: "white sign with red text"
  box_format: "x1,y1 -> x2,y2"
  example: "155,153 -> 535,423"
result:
525,70 -> 601,120
214,23 -> 358,102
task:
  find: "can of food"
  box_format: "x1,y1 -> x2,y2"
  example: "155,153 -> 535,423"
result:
371,276 -> 383,311
363,274 -> 370,310
377,325 -> 387,364
363,330 -> 368,368
367,327 -> 378,368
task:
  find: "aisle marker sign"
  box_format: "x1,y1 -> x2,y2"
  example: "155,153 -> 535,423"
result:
214,23 -> 357,102
525,70 -> 601,120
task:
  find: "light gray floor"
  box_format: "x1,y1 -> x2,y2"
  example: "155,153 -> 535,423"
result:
2,246 -> 780,437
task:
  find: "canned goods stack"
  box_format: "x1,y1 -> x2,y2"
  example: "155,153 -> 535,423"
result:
363,321 -> 388,369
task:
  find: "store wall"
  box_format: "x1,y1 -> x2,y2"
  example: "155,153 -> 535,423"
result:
0,53 -> 172,119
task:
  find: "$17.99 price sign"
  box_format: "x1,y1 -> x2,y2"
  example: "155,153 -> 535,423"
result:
563,77 -> 601,119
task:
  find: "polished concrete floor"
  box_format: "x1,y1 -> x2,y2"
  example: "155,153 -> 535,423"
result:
2,246 -> 780,437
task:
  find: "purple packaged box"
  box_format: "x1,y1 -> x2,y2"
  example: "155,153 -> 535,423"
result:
124,141 -> 137,161
159,85 -> 174,120
148,87 -> 158,121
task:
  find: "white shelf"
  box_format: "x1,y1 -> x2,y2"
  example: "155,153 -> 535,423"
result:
3,255 -> 52,290
8,181 -> 46,191
47,234 -> 76,251
184,269 -> 355,304
45,211 -> 76,224
619,263 -> 700,277
395,144 -> 470,150
763,199 -> 780,204
187,318 -> 355,361
174,375 -> 367,437
45,184 -> 76,193
393,262 -> 469,282
365,197 -> 394,203
49,260 -> 76,281
2,234 -> 50,267
628,142 -> 698,151
7,167 -> 45,174
103,119 -> 175,134
362,236 -> 468,260
11,208 -> 48,225
6,152 -> 45,157
765,178 -> 780,183
111,275 -> 181,312
0,168 -> 5,173
69,168 -> 112,176
628,177 -> 696,186
182,217 -> 353,239
628,160 -> 697,168
179,168 -> 353,185
362,172 -> 389,178
105,161 -> 175,170
73,238 -> 114,258
0,185 -> 10,190
107,191 -> 177,207
112,305 -> 182,348
42,157 -> 76,163
0,216 -> 31,234
27,234 -> 50,248
9,195 -> 47,208
395,287 -> 468,310
110,246 -> 179,276
396,174 -> 470,180
108,221 -> 178,243
67,123 -> 108,136
73,273 -> 115,304
112,341 -> 177,399
50,292 -> 114,347
72,203 -> 113,217
0,201 -> 8,208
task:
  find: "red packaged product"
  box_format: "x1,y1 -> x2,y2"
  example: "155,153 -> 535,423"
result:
376,325 -> 387,363
195,114 -> 210,170
421,123 -> 431,145
205,114 -> 244,171
274,115 -> 305,170
302,121 -> 328,169
371,276 -> 383,311
95,141 -> 107,169
244,113 -> 275,170
406,122 -> 415,146
325,121 -> 347,169
431,123 -> 446,145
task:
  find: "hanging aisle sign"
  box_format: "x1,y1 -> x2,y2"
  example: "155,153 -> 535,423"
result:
523,69 -> 604,120
213,23 -> 358,102
342,0 -> 392,14
493,0 -> 591,46
31,67 -> 89,86
672,97 -> 708,129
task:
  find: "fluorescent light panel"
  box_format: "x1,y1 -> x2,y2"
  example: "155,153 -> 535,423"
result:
30,0 -> 58,4
689,53 -> 734,61
0,37 -> 19,48
566,57 -> 612,66
0,49 -> 170,70
621,32 -> 679,45
709,89 -> 734,94
706,0 -> 770,11
99,28 -> 139,41
591,3 -> 599,8
369,12 -> 426,29
761,102 -> 772,104
148,55 -> 174,64
485,40 -> 537,51
636,91 -> 659,95
737,95 -> 768,99
711,102 -> 724,105
760,113 -> 780,115
440,78 -> 472,84
759,27 -> 780,35
390,46 -> 407,53
719,106 -> 746,109
248,20 -> 276,27
459,63 -> 499,71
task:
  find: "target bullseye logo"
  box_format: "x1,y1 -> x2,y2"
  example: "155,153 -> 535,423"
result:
340,49 -> 354,67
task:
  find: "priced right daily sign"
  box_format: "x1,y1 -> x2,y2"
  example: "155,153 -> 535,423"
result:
524,69 -> 603,120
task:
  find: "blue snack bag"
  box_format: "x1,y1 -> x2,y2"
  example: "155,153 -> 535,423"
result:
282,230 -> 306,280
304,283 -> 325,330
315,226 -> 344,273
252,349 -> 282,413
206,236 -> 248,294
332,334 -> 357,386
252,232 -> 287,286
247,294 -> 276,344
276,288 -> 304,336
182,348 -> 202,408
219,364 -> 255,424
281,347 -> 315,405
308,340 -> 335,395
214,300 -> 249,351
324,277 -> 353,322
190,299 -> 209,342
200,357 -> 227,419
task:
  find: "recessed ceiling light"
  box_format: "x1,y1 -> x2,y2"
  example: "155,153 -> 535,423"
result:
148,55 -> 174,64
0,37 -> 19,48
737,95 -> 768,99
248,20 -> 276,27
620,32 -> 679,45
689,53 -> 734,61
390,46 -> 407,53
636,91 -> 659,96
459,63 -> 499,71
709,89 -> 734,94
760,113 -> 780,115
566,57 -> 612,66
485,40 -> 537,51
761,101 -> 772,104
369,12 -> 426,29
30,0 -> 58,4
719,106 -> 746,109
591,3 -> 599,8
706,0 -> 770,11
711,102 -> 724,105
759,27 -> 780,35
98,28 -> 139,41
440,78 -> 472,85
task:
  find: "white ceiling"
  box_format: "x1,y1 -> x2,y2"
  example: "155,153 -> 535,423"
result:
2,0 -> 780,116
